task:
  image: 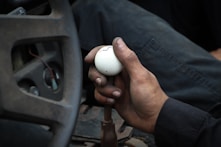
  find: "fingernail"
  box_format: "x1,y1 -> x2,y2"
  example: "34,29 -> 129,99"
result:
107,98 -> 115,104
95,78 -> 102,86
114,37 -> 125,50
112,91 -> 121,98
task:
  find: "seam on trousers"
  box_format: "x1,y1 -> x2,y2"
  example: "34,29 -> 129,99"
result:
139,37 -> 220,101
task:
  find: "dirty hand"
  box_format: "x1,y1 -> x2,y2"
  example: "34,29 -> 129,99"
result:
85,37 -> 168,133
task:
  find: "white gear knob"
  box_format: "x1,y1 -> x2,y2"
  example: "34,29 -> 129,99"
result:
95,45 -> 123,76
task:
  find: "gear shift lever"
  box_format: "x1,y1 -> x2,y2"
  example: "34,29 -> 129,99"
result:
94,46 -> 122,147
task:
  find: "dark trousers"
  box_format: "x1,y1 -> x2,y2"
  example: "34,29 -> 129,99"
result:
73,0 -> 221,117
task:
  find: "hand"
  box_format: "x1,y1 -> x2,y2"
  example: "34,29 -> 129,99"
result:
85,37 -> 168,133
210,48 -> 221,60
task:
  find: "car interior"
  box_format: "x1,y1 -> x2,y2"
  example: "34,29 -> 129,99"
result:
0,0 -> 154,147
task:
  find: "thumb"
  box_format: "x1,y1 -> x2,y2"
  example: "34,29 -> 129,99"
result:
112,37 -> 144,77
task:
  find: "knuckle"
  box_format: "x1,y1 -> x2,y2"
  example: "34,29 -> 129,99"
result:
88,66 -> 97,80
125,50 -> 137,61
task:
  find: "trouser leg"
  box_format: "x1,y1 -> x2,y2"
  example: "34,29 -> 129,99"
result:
73,0 -> 221,117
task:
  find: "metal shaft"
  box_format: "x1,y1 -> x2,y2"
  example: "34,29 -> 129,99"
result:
101,77 -> 118,147
101,106 -> 118,147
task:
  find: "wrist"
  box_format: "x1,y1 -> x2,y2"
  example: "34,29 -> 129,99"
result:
142,95 -> 169,133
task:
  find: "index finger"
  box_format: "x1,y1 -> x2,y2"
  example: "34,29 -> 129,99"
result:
84,45 -> 105,64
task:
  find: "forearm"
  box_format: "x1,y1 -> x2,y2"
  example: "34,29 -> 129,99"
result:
155,98 -> 221,147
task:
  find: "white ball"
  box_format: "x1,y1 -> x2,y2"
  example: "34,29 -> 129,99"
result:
94,45 -> 122,76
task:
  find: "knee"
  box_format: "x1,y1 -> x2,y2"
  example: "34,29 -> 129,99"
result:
72,0 -> 123,16
72,0 -> 106,14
